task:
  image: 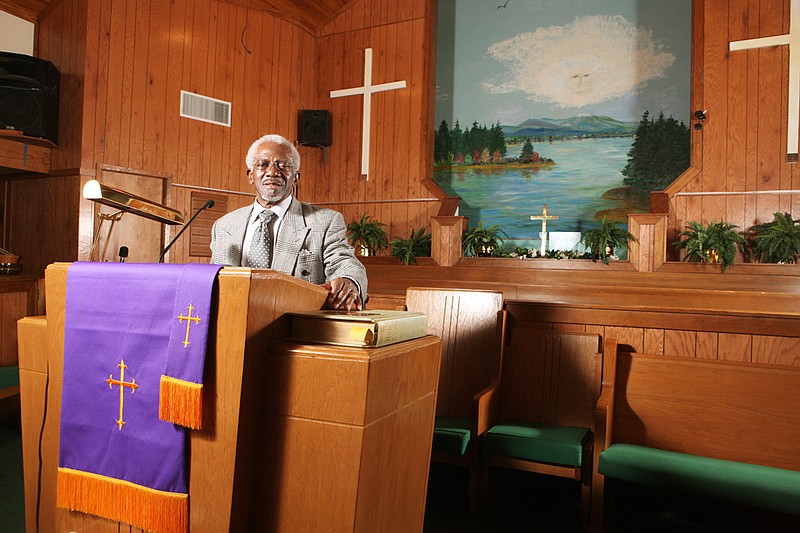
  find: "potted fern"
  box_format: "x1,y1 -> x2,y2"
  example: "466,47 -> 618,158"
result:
580,217 -> 637,264
389,227 -> 432,265
346,213 -> 389,257
674,220 -> 746,272
462,222 -> 508,257
747,212 -> 800,264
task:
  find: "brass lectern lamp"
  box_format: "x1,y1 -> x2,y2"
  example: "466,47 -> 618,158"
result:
82,179 -> 184,262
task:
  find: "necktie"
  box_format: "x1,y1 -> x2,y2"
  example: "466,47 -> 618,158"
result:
248,210 -> 276,269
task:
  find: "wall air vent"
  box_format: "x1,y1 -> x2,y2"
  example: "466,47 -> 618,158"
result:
180,90 -> 231,127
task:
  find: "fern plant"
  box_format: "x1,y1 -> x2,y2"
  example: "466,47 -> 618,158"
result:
346,213 -> 388,256
674,220 -> 746,272
580,217 -> 637,264
389,227 -> 432,265
747,212 -> 800,264
462,222 -> 508,257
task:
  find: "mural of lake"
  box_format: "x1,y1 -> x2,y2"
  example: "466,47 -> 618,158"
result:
433,136 -> 646,250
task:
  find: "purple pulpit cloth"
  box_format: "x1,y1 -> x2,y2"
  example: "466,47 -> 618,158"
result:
57,261 -> 221,533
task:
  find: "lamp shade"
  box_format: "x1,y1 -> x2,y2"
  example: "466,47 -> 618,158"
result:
83,179 -> 183,225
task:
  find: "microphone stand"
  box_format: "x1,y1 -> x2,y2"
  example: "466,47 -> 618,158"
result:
158,200 -> 215,263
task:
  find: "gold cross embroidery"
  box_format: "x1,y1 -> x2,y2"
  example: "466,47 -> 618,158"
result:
106,359 -> 139,430
177,303 -> 201,348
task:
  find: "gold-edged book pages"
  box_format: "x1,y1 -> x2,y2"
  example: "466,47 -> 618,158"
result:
288,310 -> 428,348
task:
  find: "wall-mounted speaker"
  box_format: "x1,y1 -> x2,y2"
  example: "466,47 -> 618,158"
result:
298,109 -> 331,147
0,51 -> 60,144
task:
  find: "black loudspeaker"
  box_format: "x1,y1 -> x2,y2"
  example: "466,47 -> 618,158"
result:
0,51 -> 60,144
298,109 -> 331,147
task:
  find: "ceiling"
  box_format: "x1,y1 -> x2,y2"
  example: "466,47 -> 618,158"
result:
0,0 -> 352,34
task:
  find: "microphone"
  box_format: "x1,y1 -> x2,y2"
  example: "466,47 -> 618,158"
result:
118,246 -> 129,262
158,199 -> 215,263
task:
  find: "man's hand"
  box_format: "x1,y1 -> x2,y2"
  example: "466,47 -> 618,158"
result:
322,278 -> 363,311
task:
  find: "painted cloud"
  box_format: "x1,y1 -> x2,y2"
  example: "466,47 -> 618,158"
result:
482,15 -> 675,108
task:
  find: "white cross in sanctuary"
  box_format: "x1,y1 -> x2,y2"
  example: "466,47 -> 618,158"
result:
729,0 -> 800,162
530,203 -> 559,256
330,48 -> 407,179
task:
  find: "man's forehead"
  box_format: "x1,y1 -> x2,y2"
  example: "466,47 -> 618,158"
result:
255,142 -> 291,158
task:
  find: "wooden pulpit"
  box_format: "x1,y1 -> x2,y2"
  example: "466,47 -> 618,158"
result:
18,263 -> 441,532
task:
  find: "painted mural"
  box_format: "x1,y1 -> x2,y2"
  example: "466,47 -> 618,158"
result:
435,0 -> 692,254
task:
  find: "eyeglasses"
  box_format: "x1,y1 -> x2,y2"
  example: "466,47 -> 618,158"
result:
252,159 -> 294,173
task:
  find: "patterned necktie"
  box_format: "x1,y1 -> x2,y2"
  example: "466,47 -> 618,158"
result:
247,210 -> 276,268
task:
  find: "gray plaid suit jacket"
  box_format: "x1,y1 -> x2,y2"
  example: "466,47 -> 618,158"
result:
210,198 -> 368,301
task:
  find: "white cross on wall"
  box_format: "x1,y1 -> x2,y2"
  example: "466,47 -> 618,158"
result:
330,48 -> 407,179
729,0 -> 800,162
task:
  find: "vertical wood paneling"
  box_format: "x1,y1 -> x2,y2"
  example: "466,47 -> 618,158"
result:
673,0 -> 798,245
726,0 -> 748,231
695,331 -> 718,359
118,0 -> 138,167
752,335 -> 800,365
756,0 -> 783,223
200,2 -> 218,189
212,4 -> 232,190
313,0 -> 437,245
104,0 -> 127,166
8,177 -> 81,277
143,0 -> 169,173
38,0 -> 84,171
664,329 -> 697,358
643,328 -> 664,354
81,0 -> 100,168
127,0 -> 151,170
718,332 -> 752,362
603,326 -> 643,353
0,291 -> 27,366
700,0 -> 727,227
226,6 -> 247,191
744,1 -> 761,227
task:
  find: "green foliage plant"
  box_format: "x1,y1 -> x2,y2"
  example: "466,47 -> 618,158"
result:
346,213 -> 388,256
462,222 -> 508,257
389,227 -> 432,265
621,111 -> 691,199
674,220 -> 746,272
580,217 -> 637,264
747,211 -> 800,264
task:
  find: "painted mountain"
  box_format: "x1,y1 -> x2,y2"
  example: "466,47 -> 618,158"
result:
502,115 -> 637,139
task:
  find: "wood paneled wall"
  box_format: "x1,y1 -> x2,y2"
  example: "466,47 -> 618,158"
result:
12,0 -> 799,272
666,0 -> 799,257
310,0 -> 439,245
73,0 -> 318,188
11,0 -> 439,270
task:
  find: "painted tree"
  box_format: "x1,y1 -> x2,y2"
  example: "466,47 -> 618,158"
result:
520,138 -> 534,162
434,120 -> 451,164
622,111 -> 690,197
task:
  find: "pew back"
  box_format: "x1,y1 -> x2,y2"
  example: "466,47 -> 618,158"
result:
612,352 -> 800,472
405,287 -> 505,419
499,329 -> 602,429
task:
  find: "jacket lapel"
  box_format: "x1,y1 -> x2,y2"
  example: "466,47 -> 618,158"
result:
222,207 -> 252,265
271,199 -> 310,275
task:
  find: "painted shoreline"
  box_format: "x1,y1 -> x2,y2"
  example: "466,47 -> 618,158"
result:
434,161 -> 556,171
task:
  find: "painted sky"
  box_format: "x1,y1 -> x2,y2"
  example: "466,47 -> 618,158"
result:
436,0 -> 692,127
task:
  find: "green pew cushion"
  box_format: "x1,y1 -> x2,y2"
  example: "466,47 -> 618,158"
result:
484,420 -> 590,467
433,416 -> 472,456
0,366 -> 19,390
599,443 -> 800,516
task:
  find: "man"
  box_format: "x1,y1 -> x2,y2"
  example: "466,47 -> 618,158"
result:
210,134 -> 367,310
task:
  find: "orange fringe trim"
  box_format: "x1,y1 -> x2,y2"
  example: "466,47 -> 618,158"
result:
159,375 -> 203,429
57,467 -> 187,533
